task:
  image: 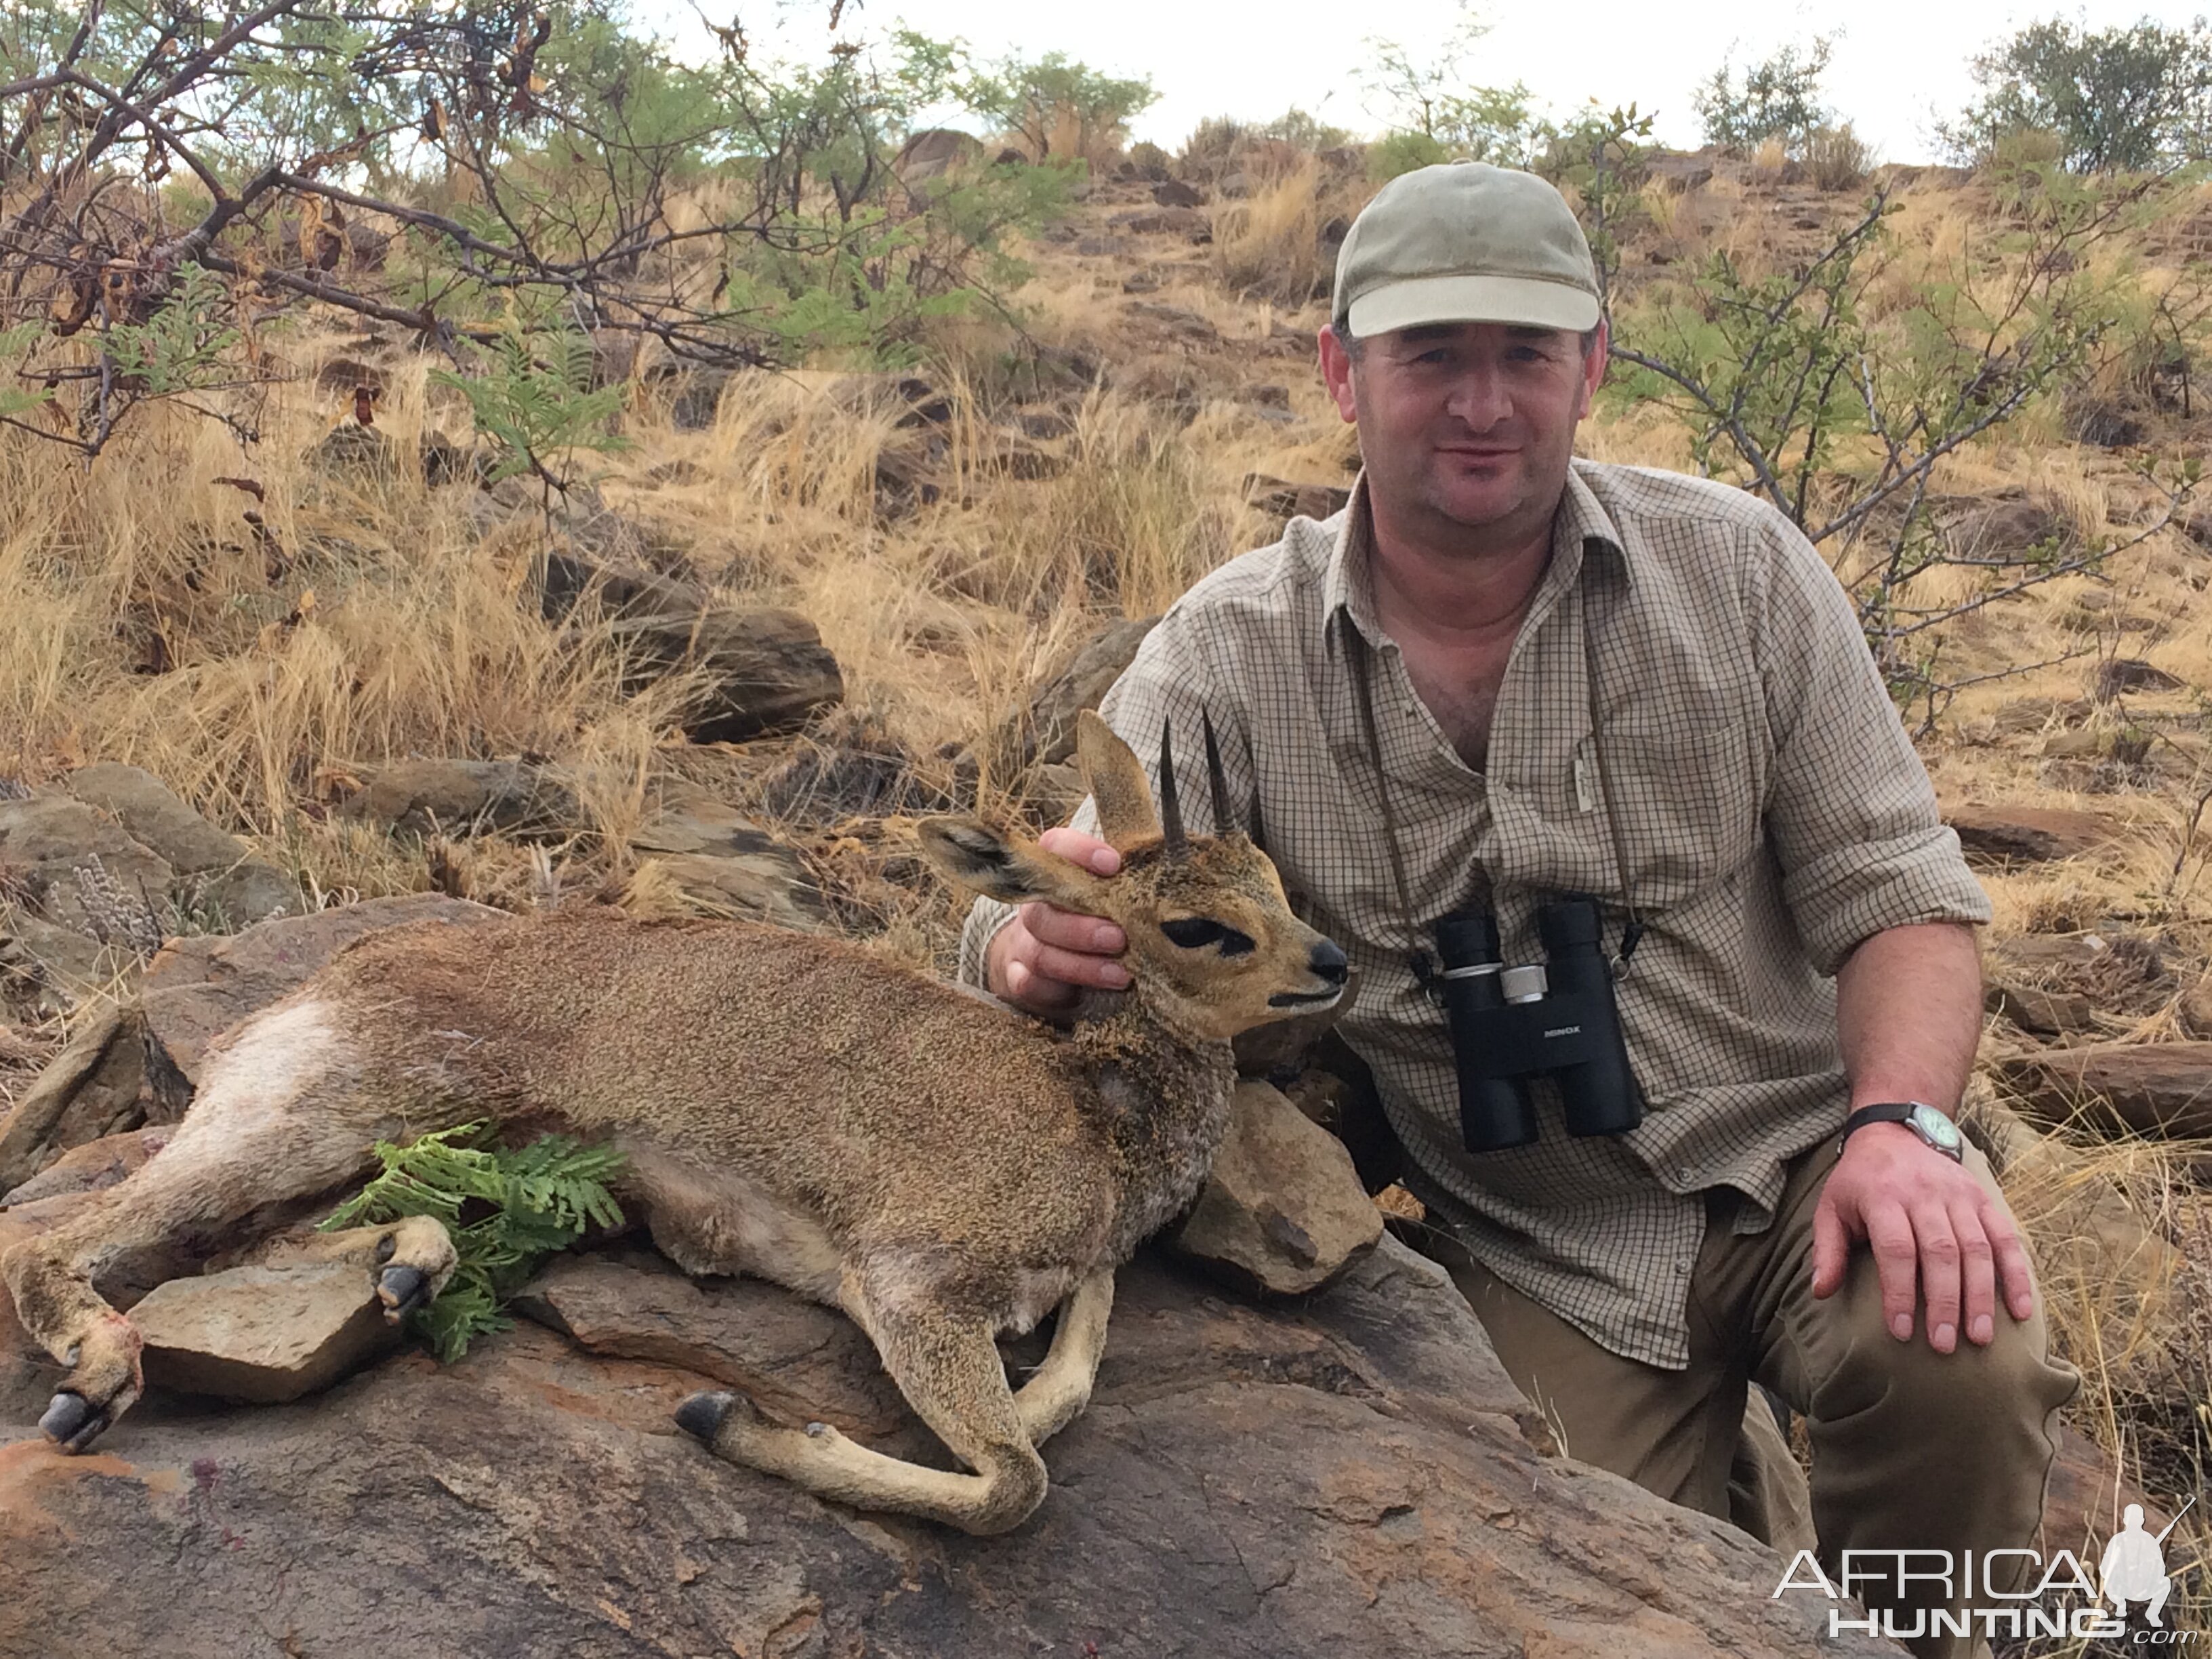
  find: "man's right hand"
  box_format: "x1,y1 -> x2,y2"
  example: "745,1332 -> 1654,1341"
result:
984,827 -> 1128,1015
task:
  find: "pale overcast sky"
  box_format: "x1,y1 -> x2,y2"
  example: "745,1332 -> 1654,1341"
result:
636,0 -> 2212,164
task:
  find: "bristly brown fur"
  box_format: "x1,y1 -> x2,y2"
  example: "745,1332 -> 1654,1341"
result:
0,711 -> 1347,1534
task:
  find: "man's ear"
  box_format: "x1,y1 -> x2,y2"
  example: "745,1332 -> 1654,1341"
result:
1076,710 -> 1162,850
916,817 -> 1113,913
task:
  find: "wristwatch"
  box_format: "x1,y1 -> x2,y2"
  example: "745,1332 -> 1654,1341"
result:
1839,1101 -> 1965,1162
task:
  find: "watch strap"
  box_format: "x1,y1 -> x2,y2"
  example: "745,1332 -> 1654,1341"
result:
1839,1102 -> 1917,1149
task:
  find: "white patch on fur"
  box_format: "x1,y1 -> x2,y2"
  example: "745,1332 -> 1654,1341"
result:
160,999 -> 350,1162
619,1144 -> 844,1303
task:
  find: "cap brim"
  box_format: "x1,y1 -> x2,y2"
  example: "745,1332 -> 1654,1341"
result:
1346,272 -> 1601,336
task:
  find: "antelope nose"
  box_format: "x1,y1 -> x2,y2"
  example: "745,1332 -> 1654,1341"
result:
1309,939 -> 1349,985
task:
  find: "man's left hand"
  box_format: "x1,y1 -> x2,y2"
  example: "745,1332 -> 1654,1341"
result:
1810,1122 -> 2037,1354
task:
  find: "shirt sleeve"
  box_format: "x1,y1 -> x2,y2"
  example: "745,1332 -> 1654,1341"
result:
954,608 -> 1256,989
1748,512 -> 1992,975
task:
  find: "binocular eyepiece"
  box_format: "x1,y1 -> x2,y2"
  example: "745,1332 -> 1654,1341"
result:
1434,895 -> 1643,1153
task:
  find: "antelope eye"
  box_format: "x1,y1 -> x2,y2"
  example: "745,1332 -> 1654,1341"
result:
1160,918 -> 1254,956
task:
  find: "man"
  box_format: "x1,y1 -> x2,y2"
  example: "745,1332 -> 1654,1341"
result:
958,162 -> 2077,1656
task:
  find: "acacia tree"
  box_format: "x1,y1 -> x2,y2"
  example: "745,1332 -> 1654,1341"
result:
0,1 -> 1073,455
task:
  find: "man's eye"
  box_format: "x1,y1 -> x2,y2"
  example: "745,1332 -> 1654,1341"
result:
1160,918 -> 1256,956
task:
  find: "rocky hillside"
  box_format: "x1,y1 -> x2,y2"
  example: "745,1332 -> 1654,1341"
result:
3,139 -> 2210,1649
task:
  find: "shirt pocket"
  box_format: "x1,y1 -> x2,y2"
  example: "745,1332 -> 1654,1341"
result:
1593,717 -> 1760,908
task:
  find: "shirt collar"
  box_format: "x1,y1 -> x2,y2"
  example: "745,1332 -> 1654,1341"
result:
1321,460 -> 1636,659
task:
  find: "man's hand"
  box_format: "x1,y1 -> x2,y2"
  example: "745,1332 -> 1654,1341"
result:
1810,1122 -> 2036,1354
984,827 -> 1128,1016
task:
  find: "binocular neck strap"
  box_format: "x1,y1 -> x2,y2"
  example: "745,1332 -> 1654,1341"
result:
1579,588 -> 1645,976
1347,618 -> 1445,996
1343,582 -> 1646,983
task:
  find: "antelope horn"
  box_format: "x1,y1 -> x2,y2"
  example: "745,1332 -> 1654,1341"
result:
1201,709 -> 1231,837
1157,717 -> 1187,854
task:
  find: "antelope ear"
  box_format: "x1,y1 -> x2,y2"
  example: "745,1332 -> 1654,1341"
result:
1075,710 -> 1161,851
916,817 -> 1111,913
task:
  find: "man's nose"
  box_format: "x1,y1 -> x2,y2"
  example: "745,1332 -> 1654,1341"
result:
1443,365 -> 1511,430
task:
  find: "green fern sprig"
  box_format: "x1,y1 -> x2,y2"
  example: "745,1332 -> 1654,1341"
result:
320,1122 -> 627,1361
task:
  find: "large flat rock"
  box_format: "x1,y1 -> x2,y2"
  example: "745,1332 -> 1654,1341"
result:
1994,1040 -> 2212,1139
0,1241 -> 1893,1658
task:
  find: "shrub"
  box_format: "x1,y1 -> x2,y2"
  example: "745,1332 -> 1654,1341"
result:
959,50 -> 1158,165
1939,16 -> 2212,172
1694,37 -> 1837,154
1803,123 -> 1875,190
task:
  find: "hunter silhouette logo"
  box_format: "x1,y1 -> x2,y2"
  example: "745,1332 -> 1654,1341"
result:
2102,1497 -> 2193,1630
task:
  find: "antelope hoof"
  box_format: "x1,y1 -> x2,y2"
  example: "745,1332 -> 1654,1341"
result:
377,1264 -> 430,1320
40,1391 -> 109,1454
676,1389 -> 773,1446
676,1390 -> 736,1443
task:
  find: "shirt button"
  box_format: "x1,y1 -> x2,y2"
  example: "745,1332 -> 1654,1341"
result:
1675,1166 -> 1694,1185
1675,1258 -> 1694,1275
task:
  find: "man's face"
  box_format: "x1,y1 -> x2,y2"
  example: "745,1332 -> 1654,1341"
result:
1318,319 -> 1605,546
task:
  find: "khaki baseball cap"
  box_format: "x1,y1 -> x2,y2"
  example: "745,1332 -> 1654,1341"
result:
1333,162 -> 1601,338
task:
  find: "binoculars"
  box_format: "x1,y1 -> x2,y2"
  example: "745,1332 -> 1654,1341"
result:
1433,895 -> 1644,1153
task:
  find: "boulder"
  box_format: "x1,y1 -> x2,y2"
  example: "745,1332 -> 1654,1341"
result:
131,1260 -> 402,1404
0,1126 -> 170,1208
2041,1420 -> 2172,1552
1,907 -> 126,1016
1109,204 -> 1212,241
66,764 -> 300,925
1992,1041 -> 2212,1140
1170,1080 -> 1382,1295
1982,980 -> 2097,1037
340,757 -> 575,838
893,128 -> 983,185
0,1240 -> 1893,1658
1244,473 -> 1353,523
2095,657 -> 2187,699
0,1002 -> 134,1195
137,895 -> 506,1115
997,616 -> 1160,774
1151,178 -> 1204,208
1942,802 -> 2121,863
0,793 -> 173,941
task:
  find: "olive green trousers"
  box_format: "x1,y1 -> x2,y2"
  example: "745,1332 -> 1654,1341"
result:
1418,1138 -> 2081,1659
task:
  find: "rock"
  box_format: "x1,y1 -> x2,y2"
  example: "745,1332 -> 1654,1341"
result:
2041,1420 -> 2171,1550
305,421 -> 396,475
0,1126 -> 169,1208
632,853 -> 827,933
0,793 -> 173,941
998,616 -> 1160,774
1170,1080 -> 1382,1295
1151,178 -> 1204,208
893,127 -> 983,185
1244,472 -> 1353,523
1109,204 -> 1212,241
1943,802 -> 2120,863
1986,695 -> 2092,736
514,1251 -> 908,1435
2182,975 -> 2212,1040
2072,400 -> 2146,449
1646,151 -> 1716,191
1943,496 -> 2070,560
1994,1041 -> 2212,1140
131,1261 -> 401,1404
0,907 -> 124,1016
1983,980 -> 2098,1036
535,548 -> 844,743
826,373 -> 956,429
1126,300 -> 1219,346
0,1002 -> 132,1195
138,896 -> 506,1115
2096,657 -> 2187,699
0,1240 -> 1890,1658
66,764 -> 300,925
339,758 -> 574,838
589,591 -> 844,744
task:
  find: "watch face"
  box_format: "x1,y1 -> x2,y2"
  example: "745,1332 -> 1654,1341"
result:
1910,1104 -> 1963,1152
